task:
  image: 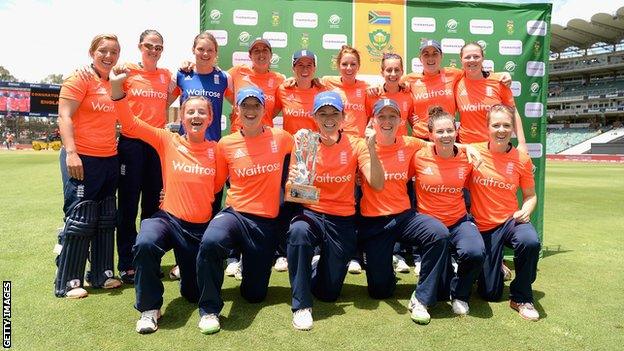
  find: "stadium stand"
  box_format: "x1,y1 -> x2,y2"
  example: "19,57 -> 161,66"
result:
548,6 -> 624,155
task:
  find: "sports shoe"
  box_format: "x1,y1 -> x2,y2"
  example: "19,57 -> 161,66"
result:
311,255 -> 320,270
65,279 -> 88,299
413,261 -> 421,276
120,270 -> 135,284
274,257 -> 288,272
451,258 -> 458,274
103,277 -> 122,289
451,299 -> 469,316
292,308 -> 313,331
348,259 -> 362,274
225,258 -> 240,277
502,261 -> 512,281
198,313 -> 221,334
393,255 -> 410,273
169,265 -> 180,280
136,309 -> 161,334
510,301 -> 539,321
408,292 -> 430,325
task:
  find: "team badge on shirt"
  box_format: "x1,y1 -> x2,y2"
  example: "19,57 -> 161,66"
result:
458,166 -> 466,180
268,79 -> 274,88
356,89 -> 362,98
160,74 -> 166,84
506,162 -> 514,175
214,74 -> 220,85
207,148 -> 215,159
340,151 -> 348,165
270,140 -> 278,153
397,149 -> 405,162
486,86 -> 494,97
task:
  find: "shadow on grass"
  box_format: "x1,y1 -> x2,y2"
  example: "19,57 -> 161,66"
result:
219,285 -> 292,331
160,296 -> 197,330
540,245 -> 573,259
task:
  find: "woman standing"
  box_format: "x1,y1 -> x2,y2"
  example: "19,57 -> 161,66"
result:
110,69 -> 219,334
115,30 -> 176,284
54,34 -> 122,298
469,104 -> 540,321
287,91 -> 384,331
196,87 -> 293,334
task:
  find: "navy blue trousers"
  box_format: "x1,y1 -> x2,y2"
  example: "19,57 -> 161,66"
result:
478,218 -> 540,303
287,209 -> 357,311
358,210 -> 450,306
439,216 -> 485,302
197,207 -> 277,316
116,136 -> 163,272
59,148 -> 118,215
133,211 -> 208,312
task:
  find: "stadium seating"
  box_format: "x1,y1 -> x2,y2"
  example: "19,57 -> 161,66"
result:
546,128 -> 601,154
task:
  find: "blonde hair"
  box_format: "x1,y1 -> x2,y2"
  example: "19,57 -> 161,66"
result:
487,104 -> 515,130
336,45 -> 361,68
88,34 -> 119,55
193,31 -> 218,51
427,105 -> 455,132
180,96 -> 213,118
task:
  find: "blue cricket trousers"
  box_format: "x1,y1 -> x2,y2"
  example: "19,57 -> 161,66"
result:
358,209 -> 450,306
197,207 -> 277,316
478,218 -> 541,303
133,210 -> 208,312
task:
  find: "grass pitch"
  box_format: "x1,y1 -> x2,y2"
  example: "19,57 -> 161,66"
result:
1,151 -> 623,350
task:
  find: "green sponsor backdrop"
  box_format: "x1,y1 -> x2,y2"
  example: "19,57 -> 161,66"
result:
201,0 -> 551,242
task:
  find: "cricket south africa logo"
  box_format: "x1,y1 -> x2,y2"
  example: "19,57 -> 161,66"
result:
367,29 -> 393,60
446,19 -> 458,33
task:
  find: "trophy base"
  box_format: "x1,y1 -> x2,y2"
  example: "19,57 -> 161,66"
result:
285,183 -> 320,204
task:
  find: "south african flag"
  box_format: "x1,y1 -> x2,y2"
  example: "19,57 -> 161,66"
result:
368,10 -> 391,25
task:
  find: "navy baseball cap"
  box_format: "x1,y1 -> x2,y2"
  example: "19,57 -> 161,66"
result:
292,49 -> 317,66
313,91 -> 344,113
373,98 -> 400,116
419,39 -> 442,53
236,86 -> 265,106
249,38 -> 272,53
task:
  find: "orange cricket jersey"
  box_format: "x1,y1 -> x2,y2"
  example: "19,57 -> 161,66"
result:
468,142 -> 535,232
413,144 -> 472,226
407,68 -> 461,139
365,89 -> 413,137
227,65 -> 285,132
216,127 -> 293,218
360,136 -> 425,217
276,84 -> 323,135
114,99 -> 217,223
59,73 -> 118,157
296,134 -> 369,216
455,75 -> 515,144
322,76 -> 369,137
121,64 -> 171,138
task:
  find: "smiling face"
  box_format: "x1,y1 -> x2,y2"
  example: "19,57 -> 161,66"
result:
139,33 -> 163,67
293,57 -> 316,84
180,97 -> 213,140
90,39 -> 120,76
193,38 -> 217,69
461,44 -> 484,76
430,117 -> 457,149
488,110 -> 514,146
314,105 -> 344,137
339,53 -> 360,80
419,47 -> 442,75
381,58 -> 403,86
250,43 -> 271,72
237,96 -> 265,131
374,106 -> 401,140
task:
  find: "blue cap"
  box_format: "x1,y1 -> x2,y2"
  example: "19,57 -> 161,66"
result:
373,98 -> 400,116
292,49 -> 317,66
236,86 -> 265,106
419,39 -> 442,53
313,91 -> 344,113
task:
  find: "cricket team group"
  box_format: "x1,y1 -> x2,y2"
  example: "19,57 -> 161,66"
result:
53,28 -> 541,335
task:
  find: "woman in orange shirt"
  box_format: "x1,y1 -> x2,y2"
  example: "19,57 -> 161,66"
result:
287,91 -> 384,331
110,69 -> 219,334
468,104 -> 540,321
54,34 -> 123,299
412,106 -> 484,316
196,87 -> 293,334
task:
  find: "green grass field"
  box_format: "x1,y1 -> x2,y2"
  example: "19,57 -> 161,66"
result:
1,151 -> 623,350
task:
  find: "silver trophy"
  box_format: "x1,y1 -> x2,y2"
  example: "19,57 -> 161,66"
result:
285,129 -> 321,204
